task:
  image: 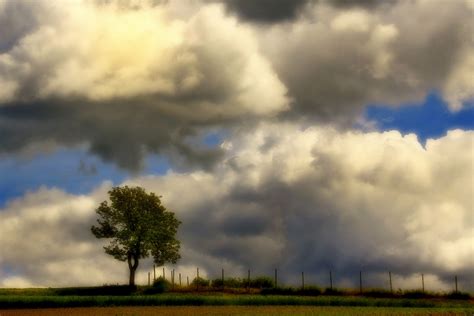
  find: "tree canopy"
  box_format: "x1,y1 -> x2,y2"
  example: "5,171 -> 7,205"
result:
91,186 -> 181,287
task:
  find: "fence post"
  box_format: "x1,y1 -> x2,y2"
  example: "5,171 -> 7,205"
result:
153,265 -> 156,281
421,274 -> 424,293
302,271 -> 305,290
359,271 -> 363,294
247,269 -> 250,292
389,271 -> 393,294
179,273 -> 182,286
172,269 -> 175,289
222,268 -> 225,291
196,267 -> 199,291
329,270 -> 333,290
455,275 -> 458,293
274,268 -> 278,288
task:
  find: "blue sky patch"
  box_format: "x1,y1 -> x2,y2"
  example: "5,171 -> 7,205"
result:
365,92 -> 474,143
0,148 -> 172,208
0,148 -> 125,208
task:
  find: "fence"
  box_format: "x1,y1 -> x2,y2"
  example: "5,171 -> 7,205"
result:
146,265 -> 464,294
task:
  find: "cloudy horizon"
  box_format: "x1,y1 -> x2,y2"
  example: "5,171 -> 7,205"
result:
0,0 -> 473,292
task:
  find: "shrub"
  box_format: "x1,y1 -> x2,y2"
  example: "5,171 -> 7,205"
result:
191,277 -> 210,288
211,278 -> 224,288
151,277 -> 171,293
261,286 -> 296,295
211,277 -> 245,288
225,277 -> 245,288
211,276 -> 274,289
402,290 -> 429,299
250,276 -> 274,289
445,291 -> 471,300
363,289 -> 393,298
54,285 -> 134,296
299,285 -> 322,296
323,287 -> 344,295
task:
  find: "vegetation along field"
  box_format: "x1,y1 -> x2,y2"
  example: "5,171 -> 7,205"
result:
0,290 -> 472,316
1,306 -> 473,316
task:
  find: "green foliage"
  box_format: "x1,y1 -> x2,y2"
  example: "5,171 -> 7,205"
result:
191,277 -> 210,287
260,286 -> 322,296
445,291 -> 471,300
401,290 -> 430,299
53,285 -> 135,296
323,288 -> 344,295
91,186 -> 181,286
148,277 -> 171,293
250,276 -> 274,289
224,277 -> 245,288
361,289 -> 393,298
300,286 -> 322,296
1,292 -> 473,310
210,278 -> 224,288
211,276 -> 274,289
0,294 -> 458,309
261,287 -> 296,295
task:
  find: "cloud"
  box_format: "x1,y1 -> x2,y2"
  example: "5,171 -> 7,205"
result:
220,0 -> 310,23
0,100 -> 228,171
0,0 -> 472,171
148,125 -> 472,289
443,50 -> 474,111
0,0 -> 471,291
0,1 -> 287,113
126,125 -> 474,288
259,0 -> 473,124
218,0 -> 394,23
1,125 -> 472,290
0,0 -> 288,170
0,185 -> 126,287
326,0 -> 395,9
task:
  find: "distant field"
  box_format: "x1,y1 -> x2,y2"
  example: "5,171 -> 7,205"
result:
0,306 -> 473,316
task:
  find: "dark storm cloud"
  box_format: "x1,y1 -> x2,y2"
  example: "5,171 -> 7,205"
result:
219,0 -> 395,24
221,0 -> 310,23
327,0 -> 394,9
0,99 -> 225,171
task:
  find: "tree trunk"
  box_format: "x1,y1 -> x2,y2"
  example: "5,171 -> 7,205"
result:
129,267 -> 136,287
127,254 -> 139,288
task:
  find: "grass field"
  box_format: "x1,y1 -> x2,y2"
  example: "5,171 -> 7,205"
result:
0,306 -> 472,316
0,285 -> 471,316
0,294 -> 472,309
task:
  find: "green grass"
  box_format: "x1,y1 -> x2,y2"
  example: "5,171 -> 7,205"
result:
0,306 -> 473,316
0,294 -> 473,310
0,286 -> 471,311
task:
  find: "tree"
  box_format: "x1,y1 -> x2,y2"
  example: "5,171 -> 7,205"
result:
91,186 -> 181,287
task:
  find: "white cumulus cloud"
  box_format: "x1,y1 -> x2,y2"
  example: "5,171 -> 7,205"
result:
1,126 -> 472,290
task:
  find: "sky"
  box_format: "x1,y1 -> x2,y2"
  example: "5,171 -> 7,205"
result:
0,0 -> 473,291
